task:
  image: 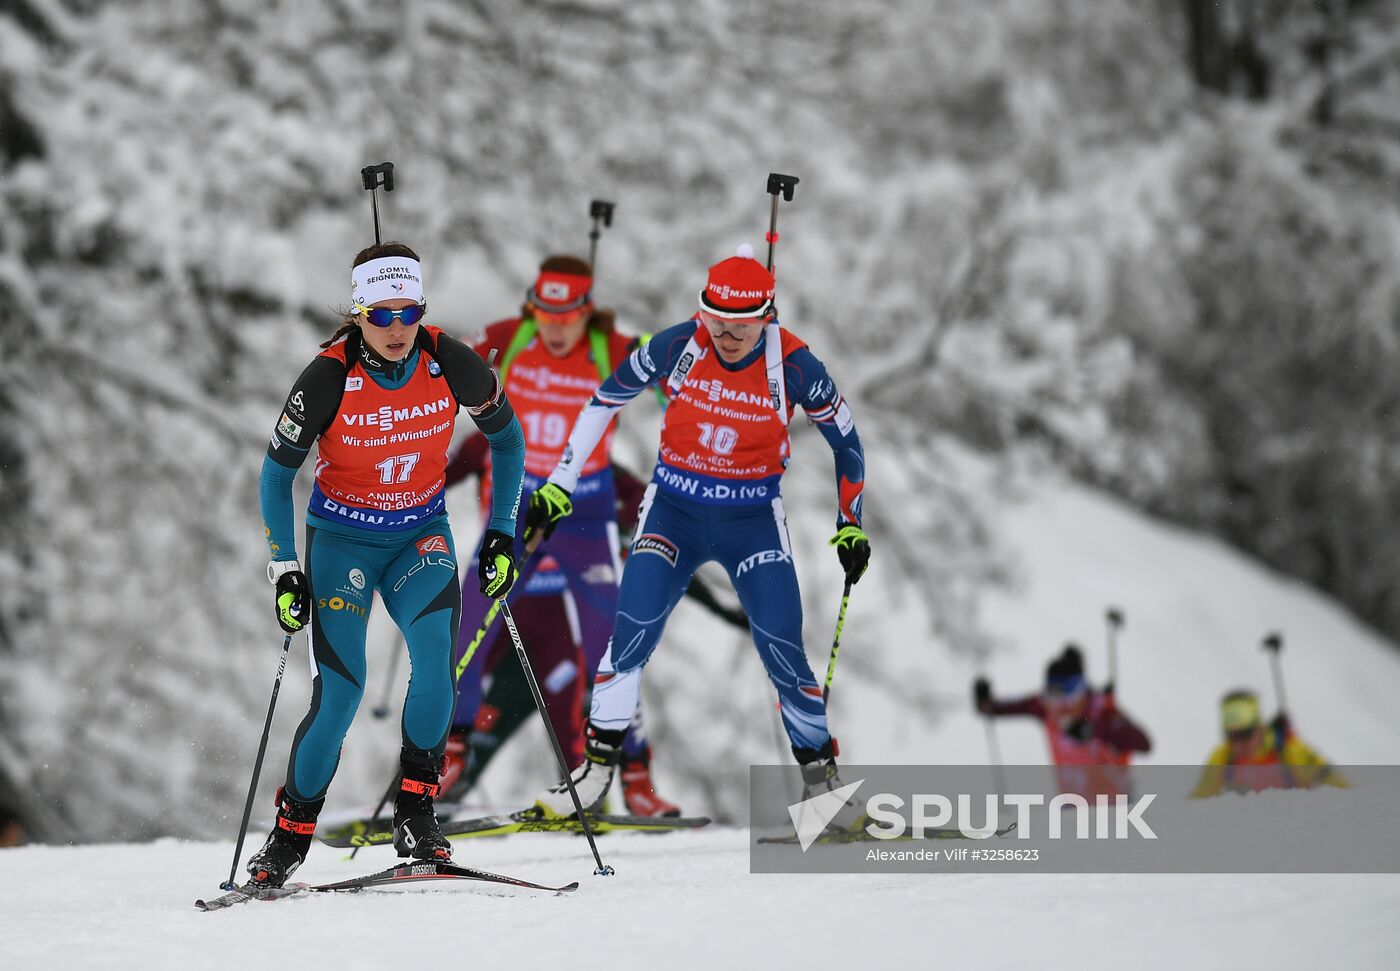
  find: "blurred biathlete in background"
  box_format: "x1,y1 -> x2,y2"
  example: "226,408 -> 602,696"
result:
440,434 -> 750,813
249,242 -> 525,888
975,645 -> 1152,798
442,256 -> 678,813
1190,689 -> 1348,797
523,244 -> 871,817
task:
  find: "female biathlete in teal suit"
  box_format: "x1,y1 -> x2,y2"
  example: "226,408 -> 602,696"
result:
248,241 -> 526,888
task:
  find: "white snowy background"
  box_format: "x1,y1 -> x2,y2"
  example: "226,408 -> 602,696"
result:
3,2 -> 1400,966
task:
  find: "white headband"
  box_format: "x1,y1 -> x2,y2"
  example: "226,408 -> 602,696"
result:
351,256 -> 425,308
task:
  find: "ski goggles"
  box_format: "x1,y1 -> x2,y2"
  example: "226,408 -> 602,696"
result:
699,309 -> 766,337
1044,673 -> 1088,703
355,302 -> 428,328
532,304 -> 591,327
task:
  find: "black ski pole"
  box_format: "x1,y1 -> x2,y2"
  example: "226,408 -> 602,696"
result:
360,161 -> 395,245
1105,607 -> 1124,691
588,199 -> 615,272
499,600 -> 614,876
763,173 -> 800,274
220,633 -> 297,890
1262,632 -> 1288,715
371,633 -> 404,720
983,710 -> 1007,799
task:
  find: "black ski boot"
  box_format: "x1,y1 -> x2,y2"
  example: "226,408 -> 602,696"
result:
793,738 -> 865,833
531,723 -> 624,819
246,789 -> 325,887
392,747 -> 453,862
794,738 -> 843,794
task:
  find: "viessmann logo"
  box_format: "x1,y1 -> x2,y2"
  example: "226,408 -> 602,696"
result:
695,378 -> 770,407
787,783 -> 1158,852
708,282 -> 773,301
341,396 -> 453,432
511,363 -> 598,393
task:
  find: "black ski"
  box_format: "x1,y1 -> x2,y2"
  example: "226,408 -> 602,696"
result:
313,860 -> 579,895
320,810 -> 712,848
755,821 -> 1018,846
195,881 -> 310,910
195,860 -> 577,910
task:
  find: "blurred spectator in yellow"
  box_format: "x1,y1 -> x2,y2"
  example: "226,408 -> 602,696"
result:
1191,689 -> 1348,798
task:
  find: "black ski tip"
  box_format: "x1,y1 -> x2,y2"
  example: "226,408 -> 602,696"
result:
559,881 -> 581,893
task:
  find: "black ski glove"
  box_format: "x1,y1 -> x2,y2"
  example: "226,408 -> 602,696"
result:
523,483 -> 573,550
267,560 -> 309,633
829,525 -> 871,585
973,677 -> 992,714
478,529 -> 518,600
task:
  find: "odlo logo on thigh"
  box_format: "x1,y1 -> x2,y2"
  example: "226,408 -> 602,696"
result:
392,555 -> 456,592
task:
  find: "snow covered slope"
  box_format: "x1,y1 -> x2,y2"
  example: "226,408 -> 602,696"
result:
2,828 -> 1397,971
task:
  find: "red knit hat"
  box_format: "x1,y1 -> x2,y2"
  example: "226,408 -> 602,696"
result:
698,244 -> 775,318
530,266 -> 593,312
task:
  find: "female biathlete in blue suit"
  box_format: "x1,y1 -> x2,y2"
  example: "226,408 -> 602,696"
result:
523,245 -> 871,815
248,241 -> 526,887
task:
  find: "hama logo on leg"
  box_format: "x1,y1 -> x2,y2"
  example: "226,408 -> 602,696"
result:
633,533 -> 678,566
417,535 -> 450,555
788,779 -> 865,851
